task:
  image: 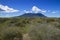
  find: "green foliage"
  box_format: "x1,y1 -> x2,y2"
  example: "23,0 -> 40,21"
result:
0,27 -> 23,40
0,17 -> 60,40
29,24 -> 60,40
56,25 -> 60,29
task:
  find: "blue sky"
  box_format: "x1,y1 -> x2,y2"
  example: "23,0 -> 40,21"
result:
0,0 -> 60,17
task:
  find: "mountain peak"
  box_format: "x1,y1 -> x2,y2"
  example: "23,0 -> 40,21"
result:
20,13 -> 46,18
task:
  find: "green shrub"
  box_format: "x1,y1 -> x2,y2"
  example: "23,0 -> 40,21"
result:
0,27 -> 23,40
29,24 -> 60,40
56,25 -> 60,29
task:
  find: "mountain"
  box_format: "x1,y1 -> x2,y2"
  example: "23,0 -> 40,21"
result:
19,13 -> 46,18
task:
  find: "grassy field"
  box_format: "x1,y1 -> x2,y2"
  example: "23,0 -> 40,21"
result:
0,17 -> 60,40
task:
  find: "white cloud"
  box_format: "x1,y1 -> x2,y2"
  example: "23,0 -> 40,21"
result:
24,6 -> 47,13
32,6 -> 47,13
0,4 -> 19,13
24,10 -> 32,13
52,11 -> 56,13
51,11 -> 59,14
47,10 -> 59,14
32,6 -> 41,13
41,10 -> 47,13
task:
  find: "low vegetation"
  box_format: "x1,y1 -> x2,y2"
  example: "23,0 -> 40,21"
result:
0,17 -> 60,40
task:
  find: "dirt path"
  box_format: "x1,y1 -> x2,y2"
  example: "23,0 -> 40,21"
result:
23,33 -> 30,40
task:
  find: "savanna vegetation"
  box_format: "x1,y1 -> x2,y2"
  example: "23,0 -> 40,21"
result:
0,17 -> 60,40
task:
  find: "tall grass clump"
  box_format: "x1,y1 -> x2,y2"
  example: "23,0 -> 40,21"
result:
0,27 -> 23,40
29,23 -> 60,40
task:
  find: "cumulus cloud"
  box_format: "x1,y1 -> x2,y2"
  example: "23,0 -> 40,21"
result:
0,4 -> 19,13
32,6 -> 47,13
24,6 -> 47,13
32,6 -> 41,13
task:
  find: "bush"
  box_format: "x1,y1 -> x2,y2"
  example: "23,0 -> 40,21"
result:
0,27 -> 23,40
29,24 -> 60,40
